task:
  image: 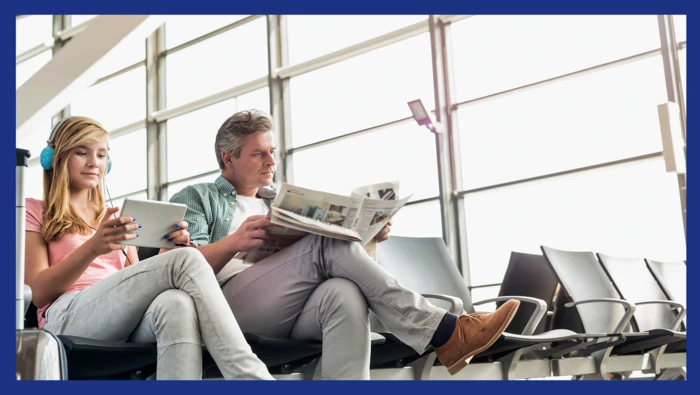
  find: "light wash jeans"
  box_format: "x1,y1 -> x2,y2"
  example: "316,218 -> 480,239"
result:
222,234 -> 447,380
44,248 -> 273,380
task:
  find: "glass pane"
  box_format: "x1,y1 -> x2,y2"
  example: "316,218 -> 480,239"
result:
673,15 -> 686,42
70,66 -> 146,132
71,15 -> 97,26
464,157 -> 686,286
167,173 -> 219,201
459,55 -> 668,189
17,119 -> 52,160
98,34 -> 145,78
290,33 -> 434,147
25,164 -> 45,200
111,191 -> 149,212
287,15 -> 427,65
16,49 -> 51,89
470,285 -> 501,313
451,15 -> 660,102
389,200 -> 443,238
105,129 -> 147,197
165,17 -> 268,109
16,15 -> 53,56
237,87 -> 270,115
166,98 -> 237,181
292,120 -> 439,201
164,15 -> 249,49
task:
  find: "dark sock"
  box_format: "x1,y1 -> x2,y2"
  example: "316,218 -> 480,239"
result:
430,312 -> 458,348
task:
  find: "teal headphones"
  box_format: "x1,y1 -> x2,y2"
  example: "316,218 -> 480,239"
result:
40,117 -> 112,174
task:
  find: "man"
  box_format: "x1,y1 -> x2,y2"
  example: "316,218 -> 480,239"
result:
170,110 -> 520,379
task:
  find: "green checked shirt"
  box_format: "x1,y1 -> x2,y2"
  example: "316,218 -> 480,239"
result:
169,175 -> 277,247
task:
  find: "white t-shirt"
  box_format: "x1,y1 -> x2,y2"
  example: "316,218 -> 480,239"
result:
215,195 -> 270,285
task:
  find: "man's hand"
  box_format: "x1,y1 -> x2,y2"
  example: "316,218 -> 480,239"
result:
375,220 -> 392,243
230,215 -> 272,252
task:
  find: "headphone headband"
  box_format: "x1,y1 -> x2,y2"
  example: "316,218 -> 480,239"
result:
47,117 -> 75,146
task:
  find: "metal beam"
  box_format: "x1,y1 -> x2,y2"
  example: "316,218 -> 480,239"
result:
657,15 -> 686,239
267,15 -> 293,185
51,15 -> 70,125
146,25 -> 167,201
17,15 -> 165,140
428,15 -> 464,274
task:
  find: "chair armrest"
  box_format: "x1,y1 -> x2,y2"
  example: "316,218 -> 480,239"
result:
636,300 -> 686,331
421,293 -> 463,314
565,298 -> 636,334
474,296 -> 547,336
23,284 -> 32,315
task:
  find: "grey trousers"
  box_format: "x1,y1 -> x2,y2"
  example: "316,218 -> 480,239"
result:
222,234 -> 446,380
44,248 -> 273,380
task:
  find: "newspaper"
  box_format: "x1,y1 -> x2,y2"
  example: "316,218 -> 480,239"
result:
236,181 -> 411,263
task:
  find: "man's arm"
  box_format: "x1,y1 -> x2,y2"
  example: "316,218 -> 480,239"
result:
169,188 -> 238,274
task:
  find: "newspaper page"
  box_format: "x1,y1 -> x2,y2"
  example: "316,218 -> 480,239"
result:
238,182 -> 410,263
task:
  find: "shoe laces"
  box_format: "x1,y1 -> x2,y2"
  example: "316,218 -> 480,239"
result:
457,313 -> 485,342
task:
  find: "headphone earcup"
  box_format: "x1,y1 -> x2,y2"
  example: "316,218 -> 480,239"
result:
107,157 -> 112,174
40,146 -> 55,170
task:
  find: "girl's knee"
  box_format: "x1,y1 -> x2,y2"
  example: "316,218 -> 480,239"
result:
172,247 -> 211,272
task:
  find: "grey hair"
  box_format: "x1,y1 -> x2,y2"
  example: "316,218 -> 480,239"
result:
215,109 -> 274,169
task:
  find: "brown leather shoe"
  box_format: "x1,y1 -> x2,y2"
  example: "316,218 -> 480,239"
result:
435,300 -> 520,375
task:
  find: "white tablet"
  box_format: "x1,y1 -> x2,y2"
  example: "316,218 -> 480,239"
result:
119,198 -> 188,249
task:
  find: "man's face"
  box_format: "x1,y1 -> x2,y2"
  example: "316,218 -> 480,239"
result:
229,131 -> 276,189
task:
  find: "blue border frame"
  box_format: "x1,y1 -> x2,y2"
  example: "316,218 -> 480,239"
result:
6,1 -> 695,393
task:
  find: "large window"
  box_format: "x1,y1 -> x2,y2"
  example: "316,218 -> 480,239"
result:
451,15 -> 660,102
286,15 -> 426,65
289,33 -> 434,148
464,156 -> 686,287
70,66 -> 146,131
458,55 -> 668,189
165,17 -> 268,109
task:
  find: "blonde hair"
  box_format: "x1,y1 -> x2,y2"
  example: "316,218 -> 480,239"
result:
42,117 -> 109,242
